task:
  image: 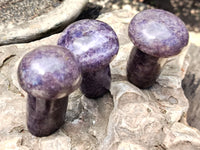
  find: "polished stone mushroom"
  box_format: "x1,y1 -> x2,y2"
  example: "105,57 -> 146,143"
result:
18,45 -> 81,137
127,9 -> 189,88
58,19 -> 119,98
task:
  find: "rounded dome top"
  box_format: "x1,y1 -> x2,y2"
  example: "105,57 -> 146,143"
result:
128,9 -> 189,57
18,45 -> 81,100
58,19 -> 119,71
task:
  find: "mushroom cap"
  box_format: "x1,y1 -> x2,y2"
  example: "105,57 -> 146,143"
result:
58,19 -> 119,72
18,45 -> 81,100
128,9 -> 189,57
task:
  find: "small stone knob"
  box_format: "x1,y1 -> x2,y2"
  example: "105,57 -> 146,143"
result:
127,9 -> 189,88
18,45 -> 81,136
58,19 -> 119,98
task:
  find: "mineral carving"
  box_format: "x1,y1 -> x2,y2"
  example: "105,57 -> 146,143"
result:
0,9 -> 200,150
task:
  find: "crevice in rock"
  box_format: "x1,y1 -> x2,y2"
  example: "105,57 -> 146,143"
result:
76,2 -> 102,20
182,73 -> 200,99
154,144 -> 167,150
182,43 -> 200,131
0,54 -> 24,96
0,54 -> 16,68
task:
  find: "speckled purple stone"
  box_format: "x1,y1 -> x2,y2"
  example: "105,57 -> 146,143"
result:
18,45 -> 81,136
128,9 -> 189,57
58,19 -> 119,98
81,65 -> 111,98
57,19 -> 119,72
127,47 -> 161,88
27,95 -> 68,137
18,45 -> 81,100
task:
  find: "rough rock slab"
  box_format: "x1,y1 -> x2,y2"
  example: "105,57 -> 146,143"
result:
0,9 -> 200,150
182,38 -> 200,130
0,0 -> 88,45
0,0 -> 62,24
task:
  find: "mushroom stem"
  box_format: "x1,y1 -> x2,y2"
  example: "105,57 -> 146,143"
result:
27,95 -> 68,137
127,47 -> 166,89
81,65 -> 111,99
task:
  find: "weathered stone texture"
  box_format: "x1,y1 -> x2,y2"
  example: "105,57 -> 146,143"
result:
0,9 -> 200,150
0,0 -> 88,45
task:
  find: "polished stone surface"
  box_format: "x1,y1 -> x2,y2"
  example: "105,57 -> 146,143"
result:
58,19 -> 119,98
127,47 -> 161,88
58,19 -> 119,72
81,65 -> 111,98
128,9 -> 189,57
18,45 -> 81,100
18,45 -> 81,136
27,95 -> 68,137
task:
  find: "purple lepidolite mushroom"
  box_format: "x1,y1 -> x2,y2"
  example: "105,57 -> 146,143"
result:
58,19 -> 119,98
18,45 -> 81,137
127,9 -> 189,88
